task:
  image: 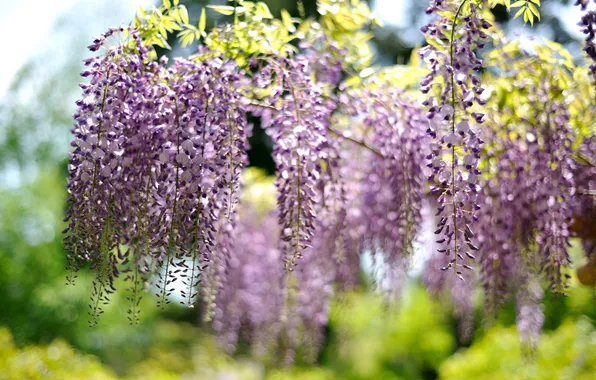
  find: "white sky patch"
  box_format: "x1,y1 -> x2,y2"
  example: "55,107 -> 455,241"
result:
0,0 -> 590,98
0,0 -> 77,97
372,0 -> 408,28
554,1 -> 596,40
0,0 -> 152,98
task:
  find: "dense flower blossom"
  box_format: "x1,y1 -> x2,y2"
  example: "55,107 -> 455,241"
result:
253,54 -> 338,271
64,1 -> 595,361
115,54 -> 169,323
211,172 -> 340,364
338,86 -> 428,293
422,199 -> 476,342
576,1 -> 596,91
211,199 -> 284,357
476,140 -> 527,318
420,0 -> 489,280
65,27 -> 152,325
157,57 -> 249,315
474,62 -> 576,346
65,29 -> 250,324
298,34 -> 345,87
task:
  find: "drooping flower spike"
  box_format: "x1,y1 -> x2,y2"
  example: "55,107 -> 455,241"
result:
151,56 -> 249,316
253,54 -> 338,271
65,27 -> 156,325
66,29 -> 250,324
419,0 -> 489,280
64,0 -> 596,360
335,86 -> 428,295
575,0 -> 596,92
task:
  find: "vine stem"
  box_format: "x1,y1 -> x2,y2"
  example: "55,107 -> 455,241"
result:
186,98 -> 209,308
285,71 -> 304,271
247,101 -> 384,159
90,68 -> 111,195
159,96 -> 182,308
449,0 -> 469,276
327,126 -> 385,159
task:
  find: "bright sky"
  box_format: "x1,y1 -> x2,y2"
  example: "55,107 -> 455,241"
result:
0,0 -> 152,98
372,0 -> 589,37
0,0 -> 591,98
0,0 -> 77,97
374,0 -> 408,27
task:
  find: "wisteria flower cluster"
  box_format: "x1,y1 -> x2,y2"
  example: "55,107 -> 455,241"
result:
419,0 -> 489,279
252,54 -> 339,271
576,0 -> 596,89
65,29 -> 249,325
337,86 -> 428,295
64,0 -> 595,361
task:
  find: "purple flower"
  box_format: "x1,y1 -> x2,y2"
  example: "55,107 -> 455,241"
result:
254,55 -> 337,271
420,1 -> 489,280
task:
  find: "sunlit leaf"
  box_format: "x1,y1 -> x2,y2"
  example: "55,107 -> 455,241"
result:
206,5 -> 236,16
198,8 -> 206,34
180,6 -> 189,24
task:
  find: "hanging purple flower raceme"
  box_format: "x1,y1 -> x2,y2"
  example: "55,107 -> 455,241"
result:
64,27 -> 153,325
422,198 -> 477,342
575,0 -> 596,91
66,28 -> 251,323
152,56 -> 250,310
289,171 -> 346,362
116,55 -> 170,324
476,140 -> 528,319
473,62 -> 576,341
211,175 -> 342,364
339,86 -> 427,294
254,54 -> 337,271
252,53 -> 347,364
531,91 -> 575,295
299,33 -> 345,87
211,200 -> 284,357
419,0 -> 489,280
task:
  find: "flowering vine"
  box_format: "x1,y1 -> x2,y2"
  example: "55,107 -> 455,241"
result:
576,0 -> 596,92
62,0 -> 595,362
420,0 -> 489,279
253,54 -> 338,271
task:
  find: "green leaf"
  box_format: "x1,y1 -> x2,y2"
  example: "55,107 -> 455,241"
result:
281,9 -> 296,33
342,75 -> 361,88
159,24 -> 168,40
163,0 -> 171,9
173,0 -> 179,5
511,0 -> 526,7
238,1 -> 255,10
177,29 -> 195,48
206,5 -> 236,16
162,15 -> 182,32
528,3 -> 540,20
255,2 -> 273,19
524,8 -> 534,25
359,67 -> 375,78
179,5 -> 189,24
198,8 -> 206,33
